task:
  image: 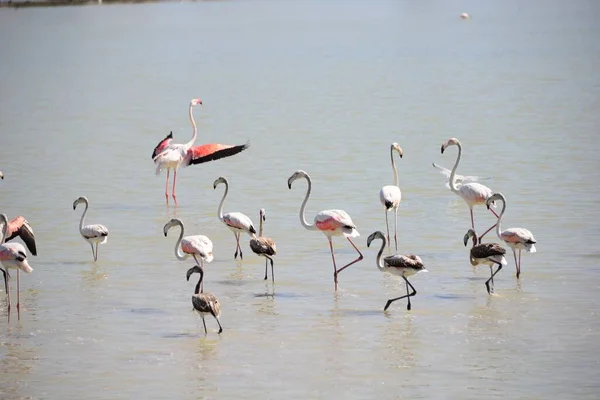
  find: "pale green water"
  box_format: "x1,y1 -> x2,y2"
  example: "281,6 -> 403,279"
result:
1,0 -> 599,398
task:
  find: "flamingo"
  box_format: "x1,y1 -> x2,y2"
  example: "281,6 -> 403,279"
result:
431,162 -> 492,190
440,137 -> 499,242
0,171 -> 3,180
73,196 -> 109,262
249,208 -> 277,283
213,177 -> 256,260
152,98 -> 251,206
486,193 -> 537,278
0,213 -> 33,321
366,231 -> 426,311
186,265 -> 223,334
380,142 -> 403,251
463,229 -> 507,294
2,215 -> 37,256
163,218 -> 213,292
287,170 -> 363,291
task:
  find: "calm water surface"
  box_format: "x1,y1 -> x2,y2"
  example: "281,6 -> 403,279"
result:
1,0 -> 599,398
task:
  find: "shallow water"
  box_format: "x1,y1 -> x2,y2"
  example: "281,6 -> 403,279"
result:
1,0 -> 599,398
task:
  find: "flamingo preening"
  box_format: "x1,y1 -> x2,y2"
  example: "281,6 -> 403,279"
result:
164,218 -> 213,292
463,229 -> 507,294
287,170 -> 363,291
152,98 -> 250,206
187,265 -> 223,334
367,231 -> 426,311
213,177 -> 256,260
73,196 -> 109,262
379,142 -> 403,251
249,208 -> 277,283
486,193 -> 537,279
0,213 -> 34,321
440,137 -> 499,242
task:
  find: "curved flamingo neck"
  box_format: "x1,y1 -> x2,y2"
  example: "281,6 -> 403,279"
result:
184,103 -> 197,149
298,174 -> 316,231
390,146 -> 399,187
495,196 -> 507,239
194,268 -> 204,295
216,181 -> 228,223
448,142 -> 462,194
171,220 -> 187,261
259,213 -> 264,237
374,235 -> 387,273
78,200 -> 89,233
0,214 -> 8,243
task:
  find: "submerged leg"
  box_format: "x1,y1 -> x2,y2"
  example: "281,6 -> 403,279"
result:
512,249 -> 518,278
95,243 -> 100,262
384,276 -> 417,311
90,243 -> 96,262
201,315 -> 207,334
264,258 -> 268,280
328,238 -> 338,291
485,263 -> 503,295
270,258 -> 275,284
517,249 -> 522,279
233,233 -> 239,259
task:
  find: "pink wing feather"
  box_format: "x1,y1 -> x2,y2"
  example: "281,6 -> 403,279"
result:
152,131 -> 174,159
184,142 -> 250,166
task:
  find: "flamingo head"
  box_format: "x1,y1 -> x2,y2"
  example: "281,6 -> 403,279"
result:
366,231 -> 385,248
186,265 -> 204,282
190,98 -> 203,106
260,208 -> 266,221
463,229 -> 477,247
486,192 -> 504,210
73,196 -> 89,210
287,170 -> 308,189
213,176 -> 228,189
163,218 -> 182,237
391,143 -> 403,158
441,137 -> 460,154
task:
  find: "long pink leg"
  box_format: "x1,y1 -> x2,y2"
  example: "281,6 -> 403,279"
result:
335,238 -> 364,275
2,268 -> 10,321
470,207 -> 475,230
489,208 -> 499,218
384,210 -> 391,249
237,233 -> 243,260
512,249 -> 518,278
517,249 -> 522,279
477,222 -> 497,243
16,269 -> 20,321
165,169 -> 170,204
328,238 -> 338,291
393,208 -> 398,252
172,170 -> 178,206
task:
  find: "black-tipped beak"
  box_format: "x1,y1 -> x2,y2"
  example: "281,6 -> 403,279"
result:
287,183 -> 292,189
440,145 -> 445,154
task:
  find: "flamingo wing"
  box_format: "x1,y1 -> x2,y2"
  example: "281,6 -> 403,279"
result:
183,142 -> 250,167
5,216 -> 37,256
471,242 -> 506,259
501,228 -> 536,245
384,254 -> 425,270
184,235 -> 214,262
152,131 -> 174,159
82,224 -> 109,239
250,236 -> 277,256
223,212 -> 256,234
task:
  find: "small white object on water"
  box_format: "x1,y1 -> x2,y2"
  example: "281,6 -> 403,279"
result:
460,13 -> 471,20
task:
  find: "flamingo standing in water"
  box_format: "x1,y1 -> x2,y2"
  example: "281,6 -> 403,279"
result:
440,137 -> 499,242
163,218 -> 213,292
152,98 -> 251,206
366,231 -> 426,311
379,143 -> 403,251
0,213 -> 34,321
486,193 -> 537,278
213,177 -> 256,260
187,265 -> 223,334
463,229 -> 507,294
249,208 -> 277,283
73,196 -> 109,262
287,170 -> 363,291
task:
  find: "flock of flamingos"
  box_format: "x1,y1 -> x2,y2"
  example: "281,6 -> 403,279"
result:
0,98 -> 537,334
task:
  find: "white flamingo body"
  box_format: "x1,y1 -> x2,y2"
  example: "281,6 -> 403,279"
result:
440,137 -> 498,241
287,170 -> 363,291
0,213 -> 33,321
213,177 -> 256,260
380,143 -> 403,250
163,218 -> 214,265
486,192 -> 537,278
367,231 -> 425,311
73,196 -> 109,262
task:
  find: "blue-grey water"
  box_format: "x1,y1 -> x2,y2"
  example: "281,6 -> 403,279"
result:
1,0 -> 599,398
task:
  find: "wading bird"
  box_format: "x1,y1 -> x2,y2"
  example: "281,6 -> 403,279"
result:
287,170 -> 363,291
440,137 -> 498,242
249,208 -> 277,283
152,98 -> 250,205
187,265 -> 223,334
213,177 -> 256,260
0,213 -> 33,321
486,193 -> 537,278
1,215 -> 37,256
463,229 -> 507,294
73,196 -> 109,262
367,231 -> 425,311
379,143 -> 403,251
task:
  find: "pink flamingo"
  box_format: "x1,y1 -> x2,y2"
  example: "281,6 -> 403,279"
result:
152,98 -> 250,205
287,170 -> 363,291
0,213 -> 34,321
440,137 -> 499,242
379,143 -> 403,251
486,193 -> 537,278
